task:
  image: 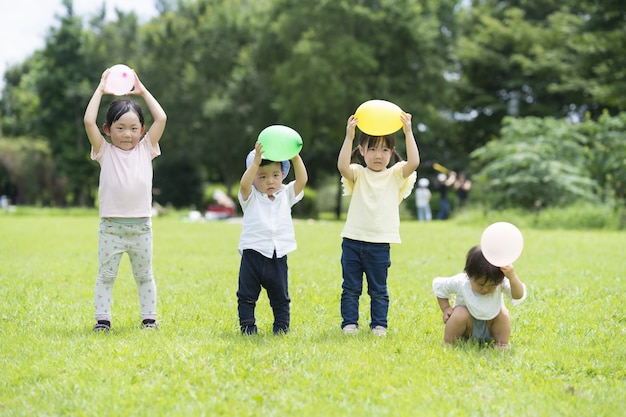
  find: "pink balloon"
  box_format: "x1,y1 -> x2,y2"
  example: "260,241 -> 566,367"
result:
480,222 -> 524,266
105,64 -> 134,95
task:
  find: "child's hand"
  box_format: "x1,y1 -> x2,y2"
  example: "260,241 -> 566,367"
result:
346,115 -> 358,139
129,70 -> 146,96
400,111 -> 412,133
252,141 -> 264,165
500,264 -> 516,279
442,306 -> 453,323
99,69 -> 111,94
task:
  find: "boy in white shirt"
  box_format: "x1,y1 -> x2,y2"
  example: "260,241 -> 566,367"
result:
432,245 -> 526,349
237,141 -> 308,335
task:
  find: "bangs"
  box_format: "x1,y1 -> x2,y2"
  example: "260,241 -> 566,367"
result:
363,135 -> 394,149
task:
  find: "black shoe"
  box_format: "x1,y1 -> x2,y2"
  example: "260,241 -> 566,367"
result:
241,325 -> 258,335
94,320 -> 111,332
142,319 -> 158,329
273,327 -> 289,335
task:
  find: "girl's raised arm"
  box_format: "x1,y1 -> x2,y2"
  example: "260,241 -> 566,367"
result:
401,112 -> 420,178
338,115 -> 358,182
130,72 -> 167,147
83,70 -> 108,155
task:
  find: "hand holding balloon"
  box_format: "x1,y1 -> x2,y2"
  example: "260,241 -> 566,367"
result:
346,115 -> 358,140
400,111 -> 412,134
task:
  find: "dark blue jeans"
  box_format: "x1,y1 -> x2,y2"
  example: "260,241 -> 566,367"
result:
237,249 -> 290,334
340,238 -> 391,329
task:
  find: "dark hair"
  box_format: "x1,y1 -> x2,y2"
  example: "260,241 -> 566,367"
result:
350,132 -> 403,165
464,245 -> 504,285
260,159 -> 280,167
105,99 -> 145,127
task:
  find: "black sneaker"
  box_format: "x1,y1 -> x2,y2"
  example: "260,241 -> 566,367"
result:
94,320 -> 111,332
142,319 -> 158,329
241,325 -> 258,335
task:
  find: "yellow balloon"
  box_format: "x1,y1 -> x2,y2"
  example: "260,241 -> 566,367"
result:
354,99 -> 403,136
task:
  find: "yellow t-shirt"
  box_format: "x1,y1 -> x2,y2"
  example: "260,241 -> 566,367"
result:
340,162 -> 416,244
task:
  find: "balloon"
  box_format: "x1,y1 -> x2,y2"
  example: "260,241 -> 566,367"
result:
105,64 -> 134,95
480,222 -> 524,267
257,125 -> 303,161
354,99 -> 403,136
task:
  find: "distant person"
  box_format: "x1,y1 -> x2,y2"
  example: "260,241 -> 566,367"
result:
415,177 -> 432,221
337,112 -> 419,336
84,68 -> 167,332
432,246 -> 526,349
237,141 -> 308,335
453,171 -> 472,208
435,173 -> 454,220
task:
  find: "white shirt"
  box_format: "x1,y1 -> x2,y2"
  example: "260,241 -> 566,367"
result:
432,273 -> 527,320
415,186 -> 431,207
238,181 -> 303,258
91,137 -> 160,218
340,162 -> 416,244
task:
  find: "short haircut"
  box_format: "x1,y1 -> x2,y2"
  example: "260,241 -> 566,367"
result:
464,245 -> 504,285
105,99 -> 145,128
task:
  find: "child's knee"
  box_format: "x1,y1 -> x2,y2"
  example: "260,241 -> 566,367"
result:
96,274 -> 116,285
134,274 -> 154,285
494,307 -> 510,323
449,306 -> 471,322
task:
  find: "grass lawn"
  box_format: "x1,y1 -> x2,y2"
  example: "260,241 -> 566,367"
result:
0,212 -> 624,416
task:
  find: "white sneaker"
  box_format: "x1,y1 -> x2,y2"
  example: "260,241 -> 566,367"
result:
342,324 -> 358,334
371,326 -> 387,337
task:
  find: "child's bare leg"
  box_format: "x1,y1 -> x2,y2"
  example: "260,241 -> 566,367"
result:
489,308 -> 511,349
444,306 -> 472,345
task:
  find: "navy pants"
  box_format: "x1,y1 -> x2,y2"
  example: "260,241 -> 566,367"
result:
340,238 -> 391,329
237,249 -> 290,334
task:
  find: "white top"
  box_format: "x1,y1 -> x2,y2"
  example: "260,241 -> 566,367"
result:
432,273 -> 527,320
238,181 -> 304,258
415,186 -> 431,207
340,162 -> 416,244
91,137 -> 160,218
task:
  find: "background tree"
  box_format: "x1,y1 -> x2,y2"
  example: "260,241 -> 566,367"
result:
0,138 -> 62,205
576,111 -> 626,207
1,0 -> 624,213
470,116 -> 598,209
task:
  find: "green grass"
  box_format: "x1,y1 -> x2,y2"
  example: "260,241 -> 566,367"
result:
1,211 -> 625,416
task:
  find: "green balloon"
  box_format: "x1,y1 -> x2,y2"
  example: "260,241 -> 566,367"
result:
257,125 -> 303,161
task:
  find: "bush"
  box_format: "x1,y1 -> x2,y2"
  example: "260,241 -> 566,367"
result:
452,203 -> 623,230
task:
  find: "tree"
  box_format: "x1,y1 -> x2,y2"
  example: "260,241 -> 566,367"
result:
451,0 -> 626,157
576,111 -> 626,206
470,116 -> 598,209
0,138 -> 63,205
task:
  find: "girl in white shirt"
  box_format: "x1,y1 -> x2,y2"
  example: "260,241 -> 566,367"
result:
84,68 -> 167,332
337,112 -> 419,336
432,245 -> 526,349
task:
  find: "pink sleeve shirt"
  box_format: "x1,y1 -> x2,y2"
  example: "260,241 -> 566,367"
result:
91,136 -> 161,218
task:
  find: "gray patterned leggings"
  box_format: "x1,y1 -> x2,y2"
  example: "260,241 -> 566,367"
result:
94,218 -> 157,322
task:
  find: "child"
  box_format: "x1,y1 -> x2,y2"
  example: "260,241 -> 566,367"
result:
84,67 -> 167,332
415,177 -> 432,221
432,245 -> 526,349
237,141 -> 308,335
337,112 -> 419,336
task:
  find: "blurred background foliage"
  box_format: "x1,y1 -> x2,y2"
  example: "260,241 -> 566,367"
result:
1,0 -> 625,224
